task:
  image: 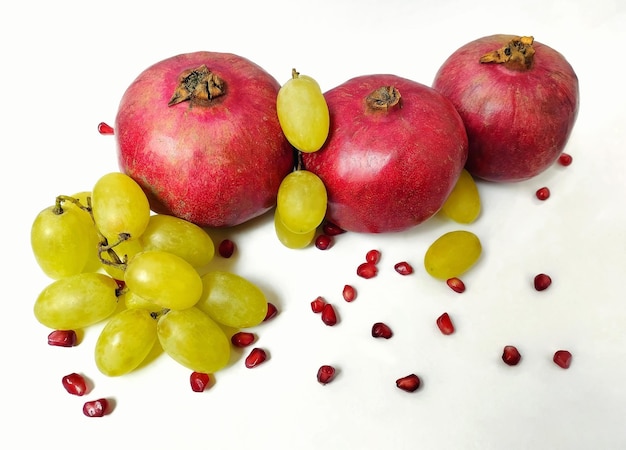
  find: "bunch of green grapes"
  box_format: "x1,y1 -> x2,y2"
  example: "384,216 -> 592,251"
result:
31,171 -> 270,378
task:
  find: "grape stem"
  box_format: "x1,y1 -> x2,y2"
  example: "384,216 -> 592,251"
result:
98,233 -> 131,272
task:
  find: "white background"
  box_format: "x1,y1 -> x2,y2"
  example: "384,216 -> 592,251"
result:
2,0 -> 625,449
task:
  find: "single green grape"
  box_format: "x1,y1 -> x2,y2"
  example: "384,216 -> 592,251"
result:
277,69 -> 330,153
273,208 -> 316,249
157,307 -> 230,373
197,271 -> 268,328
122,289 -> 163,313
424,230 -> 482,280
34,272 -> 119,329
91,172 -> 151,240
95,308 -> 158,377
140,214 -> 215,268
124,250 -> 203,310
440,169 -> 481,224
100,236 -> 144,281
276,169 -> 327,234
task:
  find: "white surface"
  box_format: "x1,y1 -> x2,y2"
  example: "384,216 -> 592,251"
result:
3,1 -> 625,449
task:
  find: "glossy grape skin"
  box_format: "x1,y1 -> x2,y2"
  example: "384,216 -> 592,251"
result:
273,208 -> 315,249
277,70 -> 330,153
62,191 -> 102,272
276,170 -> 327,233
424,230 -> 482,280
122,289 -> 163,313
197,271 -> 268,328
440,169 -> 481,224
95,308 -> 158,376
34,273 -> 119,329
124,250 -> 203,310
140,214 -> 215,268
157,307 -> 230,373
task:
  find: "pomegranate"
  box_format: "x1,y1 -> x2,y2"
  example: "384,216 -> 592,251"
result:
302,74 -> 468,233
433,35 -> 579,182
115,52 -> 294,227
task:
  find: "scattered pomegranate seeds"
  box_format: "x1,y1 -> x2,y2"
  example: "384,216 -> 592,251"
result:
342,284 -> 356,302
558,153 -> 573,166
321,303 -> 338,326
245,348 -> 268,368
62,373 -> 88,396
48,329 -> 78,347
315,234 -> 333,250
501,345 -> 522,366
82,398 -> 110,417
218,239 -> 235,258
97,122 -> 114,135
322,221 -> 345,236
190,372 -> 211,392
436,312 -> 455,335
553,350 -> 572,369
534,273 -> 552,291
536,187 -> 551,201
310,296 -> 326,313
317,365 -> 337,384
357,261 -> 378,279
446,277 -> 466,293
264,302 -> 278,321
371,322 -> 393,339
231,331 -> 256,348
394,261 -> 414,275
396,374 -> 421,392
365,249 -> 381,264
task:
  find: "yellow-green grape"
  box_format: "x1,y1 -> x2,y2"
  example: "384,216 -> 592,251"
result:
34,272 -> 119,329
276,170 -> 327,233
140,214 -> 214,268
157,307 -> 230,373
122,289 -> 163,313
62,191 -> 102,272
95,308 -> 158,377
100,236 -> 143,281
30,201 -> 93,279
440,169 -> 481,224
424,230 -> 482,280
124,250 -> 203,310
277,69 -> 330,153
91,172 -> 151,240
273,208 -> 315,249
197,271 -> 268,328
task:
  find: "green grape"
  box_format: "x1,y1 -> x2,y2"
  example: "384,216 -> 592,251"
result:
440,169 -> 481,224
273,208 -> 315,249
30,200 -> 93,279
95,308 -> 158,377
91,172 -> 151,240
424,230 -> 482,280
277,69 -> 330,153
157,307 -> 230,373
276,170 -> 327,233
197,271 -> 268,328
140,214 -> 215,268
124,250 -> 203,310
34,272 -> 119,329
62,191 -> 102,273
122,289 -> 163,312
100,236 -> 143,281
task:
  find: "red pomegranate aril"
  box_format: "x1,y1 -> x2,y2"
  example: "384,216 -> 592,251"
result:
83,398 -> 109,417
365,249 -> 381,264
48,329 -> 77,347
394,261 -> 414,275
436,312 -> 455,335
97,122 -> 115,135
342,284 -> 356,302
264,302 -> 278,321
558,153 -> 573,166
315,234 -> 332,250
534,273 -> 552,291
396,374 -> 421,392
553,350 -> 572,369
502,345 -> 522,366
357,262 -> 378,279
321,303 -> 338,326
190,372 -> 211,392
317,365 -> 337,384
245,348 -> 267,368
322,221 -> 346,236
371,322 -> 393,339
536,187 -> 550,201
446,277 -> 466,293
218,239 -> 235,258
231,331 -> 256,347
310,296 -> 326,313
62,373 -> 88,396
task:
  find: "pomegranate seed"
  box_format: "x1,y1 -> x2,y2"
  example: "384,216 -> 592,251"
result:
317,365 -> 337,384
394,261 -> 413,275
97,122 -> 114,135
501,345 -> 521,366
357,262 -> 378,279
218,239 -> 235,258
245,348 -> 267,368
342,284 -> 356,302
310,296 -> 326,313
48,329 -> 77,347
322,221 -> 345,236
231,331 -> 256,347
62,373 -> 88,396
436,312 -> 455,335
365,249 -> 381,264
553,350 -> 572,369
321,303 -> 338,326
315,234 -> 333,250
371,322 -> 393,339
536,187 -> 550,200
534,273 -> 552,291
446,277 -> 466,293
190,372 -> 211,392
83,398 -> 109,417
264,302 -> 278,321
558,153 -> 573,166
396,374 -> 421,392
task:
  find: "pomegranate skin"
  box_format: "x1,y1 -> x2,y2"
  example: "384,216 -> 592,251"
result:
302,74 -> 468,233
115,52 -> 294,227
432,34 -> 579,182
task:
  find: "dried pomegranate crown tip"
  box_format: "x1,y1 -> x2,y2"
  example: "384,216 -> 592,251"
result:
168,65 -> 226,107
479,36 -> 536,71
365,86 -> 402,111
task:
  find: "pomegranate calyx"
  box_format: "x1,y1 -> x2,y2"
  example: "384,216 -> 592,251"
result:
365,86 -> 401,111
479,36 -> 535,71
168,65 -> 225,107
